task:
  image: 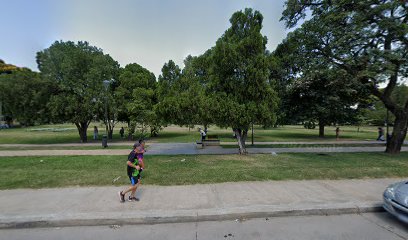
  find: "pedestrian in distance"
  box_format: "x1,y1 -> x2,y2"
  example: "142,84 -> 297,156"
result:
377,127 -> 385,141
119,127 -> 125,139
199,127 -> 206,142
118,143 -> 141,202
93,126 -> 98,140
335,127 -> 340,140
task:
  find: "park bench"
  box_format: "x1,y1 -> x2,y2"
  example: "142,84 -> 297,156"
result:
196,135 -> 221,148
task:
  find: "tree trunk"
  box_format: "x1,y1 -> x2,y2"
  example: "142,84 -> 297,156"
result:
75,122 -> 88,143
150,127 -> 158,137
234,128 -> 247,154
318,120 -> 325,138
242,129 -> 247,144
370,64 -> 407,154
105,117 -> 115,139
386,113 -> 407,154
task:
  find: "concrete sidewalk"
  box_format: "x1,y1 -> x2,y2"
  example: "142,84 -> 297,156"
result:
0,178 -> 403,229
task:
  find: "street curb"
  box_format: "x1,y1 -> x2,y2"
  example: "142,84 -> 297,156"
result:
0,204 -> 385,229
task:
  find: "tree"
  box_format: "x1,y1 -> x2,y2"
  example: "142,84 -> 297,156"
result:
286,69 -> 364,137
273,30 -> 369,137
0,59 -> 19,74
0,68 -> 53,126
181,53 -> 214,130
362,84 -> 408,125
36,41 -> 119,142
156,54 -> 214,134
156,60 -> 186,125
116,63 -> 156,124
209,8 -> 279,154
267,36 -> 306,127
281,0 -> 408,153
117,63 -> 159,139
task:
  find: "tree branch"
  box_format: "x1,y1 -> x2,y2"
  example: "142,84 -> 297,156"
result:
371,84 -> 398,115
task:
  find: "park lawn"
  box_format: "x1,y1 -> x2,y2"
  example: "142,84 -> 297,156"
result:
0,145 -> 131,151
0,123 -> 129,144
0,124 -> 81,144
149,125 -> 380,143
0,124 -> 380,144
0,152 -> 407,189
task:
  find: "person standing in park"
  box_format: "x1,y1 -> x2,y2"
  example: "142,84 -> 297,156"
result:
377,127 -> 385,141
118,143 -> 141,202
93,126 -> 98,140
335,127 -> 340,140
199,127 -> 206,142
119,127 -> 125,139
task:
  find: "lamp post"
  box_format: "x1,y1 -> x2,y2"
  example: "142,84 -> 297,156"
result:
102,79 -> 110,148
251,122 -> 254,146
386,109 -> 389,144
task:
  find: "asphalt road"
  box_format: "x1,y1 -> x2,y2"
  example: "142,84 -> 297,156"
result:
1,213 -> 407,240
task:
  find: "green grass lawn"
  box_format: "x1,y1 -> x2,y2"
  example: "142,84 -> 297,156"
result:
0,124 -> 381,144
0,123 -> 130,144
150,125 -> 381,143
0,145 -> 131,151
0,152 -> 407,189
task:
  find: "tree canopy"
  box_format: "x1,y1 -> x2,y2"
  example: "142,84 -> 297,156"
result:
281,0 -> 408,153
272,25 -> 370,137
155,9 -> 279,154
36,41 -> 119,142
117,63 -> 159,138
156,56 -> 213,130
209,8 -> 279,153
0,68 -> 53,126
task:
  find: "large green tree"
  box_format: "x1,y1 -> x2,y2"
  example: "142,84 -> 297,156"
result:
281,0 -> 408,153
0,68 -> 53,126
36,41 -> 119,142
156,60 -> 188,126
209,8 -> 279,154
156,55 -> 213,130
181,53 -> 214,129
117,63 -> 159,138
273,29 -> 369,137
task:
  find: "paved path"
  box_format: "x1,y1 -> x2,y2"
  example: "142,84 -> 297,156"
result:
0,146 -> 397,156
0,143 -> 406,156
0,140 -> 395,148
0,178 -> 403,228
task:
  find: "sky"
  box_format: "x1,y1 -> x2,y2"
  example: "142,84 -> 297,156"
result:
0,0 -> 288,77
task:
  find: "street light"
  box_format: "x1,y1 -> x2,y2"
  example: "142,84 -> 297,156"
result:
102,79 -> 110,148
386,109 -> 389,144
